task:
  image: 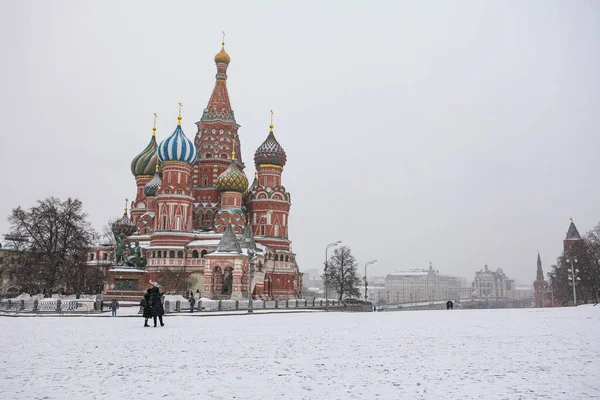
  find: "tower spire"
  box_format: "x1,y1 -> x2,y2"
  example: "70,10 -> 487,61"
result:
124,198 -> 128,215
536,252 -> 544,280
152,113 -> 158,136
177,103 -> 183,126
270,109 -> 274,132
231,138 -> 236,160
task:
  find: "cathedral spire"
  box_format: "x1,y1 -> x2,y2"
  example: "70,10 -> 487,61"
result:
201,40 -> 235,123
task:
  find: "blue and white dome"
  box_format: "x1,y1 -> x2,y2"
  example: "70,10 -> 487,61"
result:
158,122 -> 198,165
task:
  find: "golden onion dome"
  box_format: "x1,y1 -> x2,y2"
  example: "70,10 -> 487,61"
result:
215,160 -> 248,193
214,43 -> 231,64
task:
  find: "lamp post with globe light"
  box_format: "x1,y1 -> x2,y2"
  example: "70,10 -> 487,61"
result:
363,260 -> 377,311
324,241 -> 341,310
566,257 -> 580,306
245,240 -> 255,314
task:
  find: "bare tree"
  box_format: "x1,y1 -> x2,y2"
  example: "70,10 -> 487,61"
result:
322,245 -> 361,301
156,268 -> 187,295
4,197 -> 97,296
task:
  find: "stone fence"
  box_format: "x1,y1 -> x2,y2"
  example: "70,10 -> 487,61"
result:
0,299 -> 100,313
144,298 -> 345,313
1,298 -> 347,314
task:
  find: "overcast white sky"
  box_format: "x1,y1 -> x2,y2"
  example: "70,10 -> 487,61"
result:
0,1 -> 598,284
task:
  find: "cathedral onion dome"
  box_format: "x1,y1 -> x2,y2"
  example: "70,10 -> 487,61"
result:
157,109 -> 198,165
144,165 -> 162,197
214,42 -> 231,64
112,210 -> 136,237
215,142 -> 248,193
130,122 -> 159,177
254,124 -> 287,167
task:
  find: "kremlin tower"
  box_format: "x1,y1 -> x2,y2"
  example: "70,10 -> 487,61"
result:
105,41 -> 302,301
533,252 -> 549,308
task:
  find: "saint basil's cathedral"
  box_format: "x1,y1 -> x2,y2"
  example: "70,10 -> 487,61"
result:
104,42 -> 302,300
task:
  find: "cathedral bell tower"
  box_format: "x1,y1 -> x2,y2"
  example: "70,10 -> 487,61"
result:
249,115 -> 292,251
152,104 -> 198,246
193,40 -> 243,230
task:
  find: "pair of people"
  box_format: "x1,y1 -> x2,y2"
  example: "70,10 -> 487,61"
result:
141,286 -> 165,327
446,300 -> 454,310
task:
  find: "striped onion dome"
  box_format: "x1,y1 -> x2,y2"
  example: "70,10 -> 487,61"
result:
131,135 -> 159,177
144,168 -> 162,197
254,125 -> 287,167
215,159 -> 249,193
158,122 -> 198,165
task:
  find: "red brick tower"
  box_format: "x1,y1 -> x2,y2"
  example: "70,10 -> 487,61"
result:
213,139 -> 249,233
152,106 -> 198,246
249,117 -> 300,299
564,218 -> 583,252
249,119 -> 291,251
534,252 -> 548,307
193,42 -> 243,230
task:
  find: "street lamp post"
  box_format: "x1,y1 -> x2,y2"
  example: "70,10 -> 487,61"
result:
246,245 -> 255,314
364,260 -> 377,311
324,241 -> 341,311
567,258 -> 579,306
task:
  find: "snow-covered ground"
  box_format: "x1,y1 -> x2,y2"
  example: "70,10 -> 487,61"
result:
1,306 -> 599,399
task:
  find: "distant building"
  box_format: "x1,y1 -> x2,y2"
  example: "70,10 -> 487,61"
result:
385,263 -> 462,305
366,286 -> 386,305
471,265 -> 514,300
513,286 -> 533,303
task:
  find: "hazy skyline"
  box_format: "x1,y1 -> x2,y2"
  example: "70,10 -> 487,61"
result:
0,1 -> 598,283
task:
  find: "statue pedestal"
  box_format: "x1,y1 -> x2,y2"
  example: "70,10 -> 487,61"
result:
104,267 -> 149,304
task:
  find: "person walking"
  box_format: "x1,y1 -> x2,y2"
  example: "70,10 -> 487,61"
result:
189,296 -> 196,313
141,289 -> 152,327
110,299 -> 119,317
149,286 -> 165,327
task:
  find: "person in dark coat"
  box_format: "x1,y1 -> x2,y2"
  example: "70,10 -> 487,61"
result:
141,289 -> 152,327
110,299 -> 119,317
149,286 -> 165,327
189,296 -> 196,313
446,300 -> 451,310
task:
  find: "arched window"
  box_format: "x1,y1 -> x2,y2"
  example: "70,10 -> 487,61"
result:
177,251 -> 184,259
163,251 -> 168,258
89,254 -> 94,261
103,253 -> 108,260
162,216 -> 167,230
285,255 -> 289,262
206,210 -> 213,224
157,251 -> 161,258
205,153 -> 212,159
274,254 -> 278,261
169,250 -> 175,258
152,251 -> 156,258
202,175 -> 208,187
201,250 -> 208,258
192,250 -> 199,259
198,210 -> 204,225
